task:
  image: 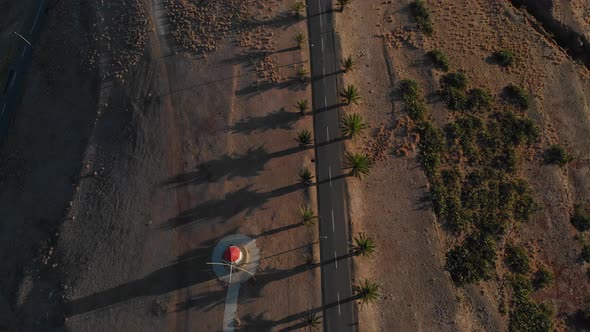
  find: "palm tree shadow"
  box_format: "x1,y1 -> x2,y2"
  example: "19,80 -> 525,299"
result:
162,146 -> 271,188
228,107 -> 300,134
162,182 -> 306,229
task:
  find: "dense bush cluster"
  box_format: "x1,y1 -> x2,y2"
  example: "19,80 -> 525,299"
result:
505,84 -> 529,109
416,121 -> 445,178
532,266 -> 554,290
495,50 -> 516,67
571,205 -> 590,232
411,0 -> 433,35
467,88 -> 492,110
509,276 -> 554,332
505,244 -> 531,274
446,234 -> 497,285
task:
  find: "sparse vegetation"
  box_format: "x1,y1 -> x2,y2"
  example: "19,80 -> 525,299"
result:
571,205 -> 590,232
353,232 -> 376,257
542,145 -> 572,166
341,113 -> 367,139
342,84 -> 361,105
399,79 -> 427,121
296,99 -> 309,115
353,279 -> 380,305
495,50 -> 516,67
344,152 -> 373,179
295,129 -> 313,147
294,32 -> 306,48
581,244 -> 590,263
427,49 -> 450,71
410,0 -> 433,35
505,244 -> 531,274
298,167 -> 314,185
505,84 -> 529,109
342,55 -> 355,73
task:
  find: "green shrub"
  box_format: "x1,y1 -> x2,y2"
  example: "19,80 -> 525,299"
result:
542,145 -> 572,166
571,205 -> 590,232
398,79 -> 419,103
505,244 -> 531,274
495,50 -> 516,67
446,234 -> 497,285
416,121 -> 445,178
581,244 -> 590,263
442,72 -> 468,89
430,182 -> 448,216
468,88 -> 492,110
445,194 -> 468,232
532,266 -> 554,290
405,99 -> 427,121
443,87 -> 468,111
509,275 -> 554,331
505,84 -> 529,109
427,49 -> 450,71
411,0 -> 433,35
491,112 -> 539,147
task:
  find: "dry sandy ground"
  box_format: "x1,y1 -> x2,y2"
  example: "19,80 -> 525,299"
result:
336,0 -> 590,331
1,0 -> 321,331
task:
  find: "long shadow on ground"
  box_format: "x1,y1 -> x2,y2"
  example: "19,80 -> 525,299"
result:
63,228 -> 237,317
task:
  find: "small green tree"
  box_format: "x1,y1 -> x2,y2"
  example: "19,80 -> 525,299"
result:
304,311 -> 321,329
344,152 -> 372,179
291,2 -> 306,18
336,0 -> 352,12
342,55 -> 355,73
467,88 -> 492,110
495,49 -> 516,67
341,113 -> 367,139
296,99 -> 309,115
571,205 -> 590,232
294,32 -> 306,48
299,206 -> 316,225
353,232 -> 376,256
505,244 -> 531,274
505,84 -> 529,109
532,266 -> 554,290
342,84 -> 361,105
426,49 -> 449,71
443,87 -> 468,111
295,129 -> 313,147
298,167 -> 314,185
297,66 -> 309,82
542,145 -> 572,166
353,279 -> 380,305
442,72 -> 468,89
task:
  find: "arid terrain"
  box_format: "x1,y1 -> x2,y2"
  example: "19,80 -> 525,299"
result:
1,0 -> 590,331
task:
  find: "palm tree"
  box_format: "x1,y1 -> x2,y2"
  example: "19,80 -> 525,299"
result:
342,55 -> 354,73
341,113 -> 367,139
296,99 -> 309,115
304,311 -> 322,329
353,279 -> 380,305
291,2 -> 306,18
298,167 -> 314,185
295,129 -> 313,147
353,232 -> 376,256
297,66 -> 309,82
299,205 -> 316,225
341,84 -> 361,105
294,32 -> 306,48
337,0 -> 352,12
344,152 -> 372,178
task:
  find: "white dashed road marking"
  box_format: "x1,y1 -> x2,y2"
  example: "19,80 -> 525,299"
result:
31,0 -> 46,33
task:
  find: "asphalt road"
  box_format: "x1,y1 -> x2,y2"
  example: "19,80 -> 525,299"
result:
306,1 -> 357,331
0,0 -> 48,142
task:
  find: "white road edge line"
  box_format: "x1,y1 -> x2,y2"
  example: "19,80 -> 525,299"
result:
1,103 -> 6,116
331,209 -> 335,232
334,251 -> 338,269
31,0 -> 46,34
337,292 -> 341,316
9,73 -> 17,88
321,38 -> 324,52
21,47 -> 26,57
